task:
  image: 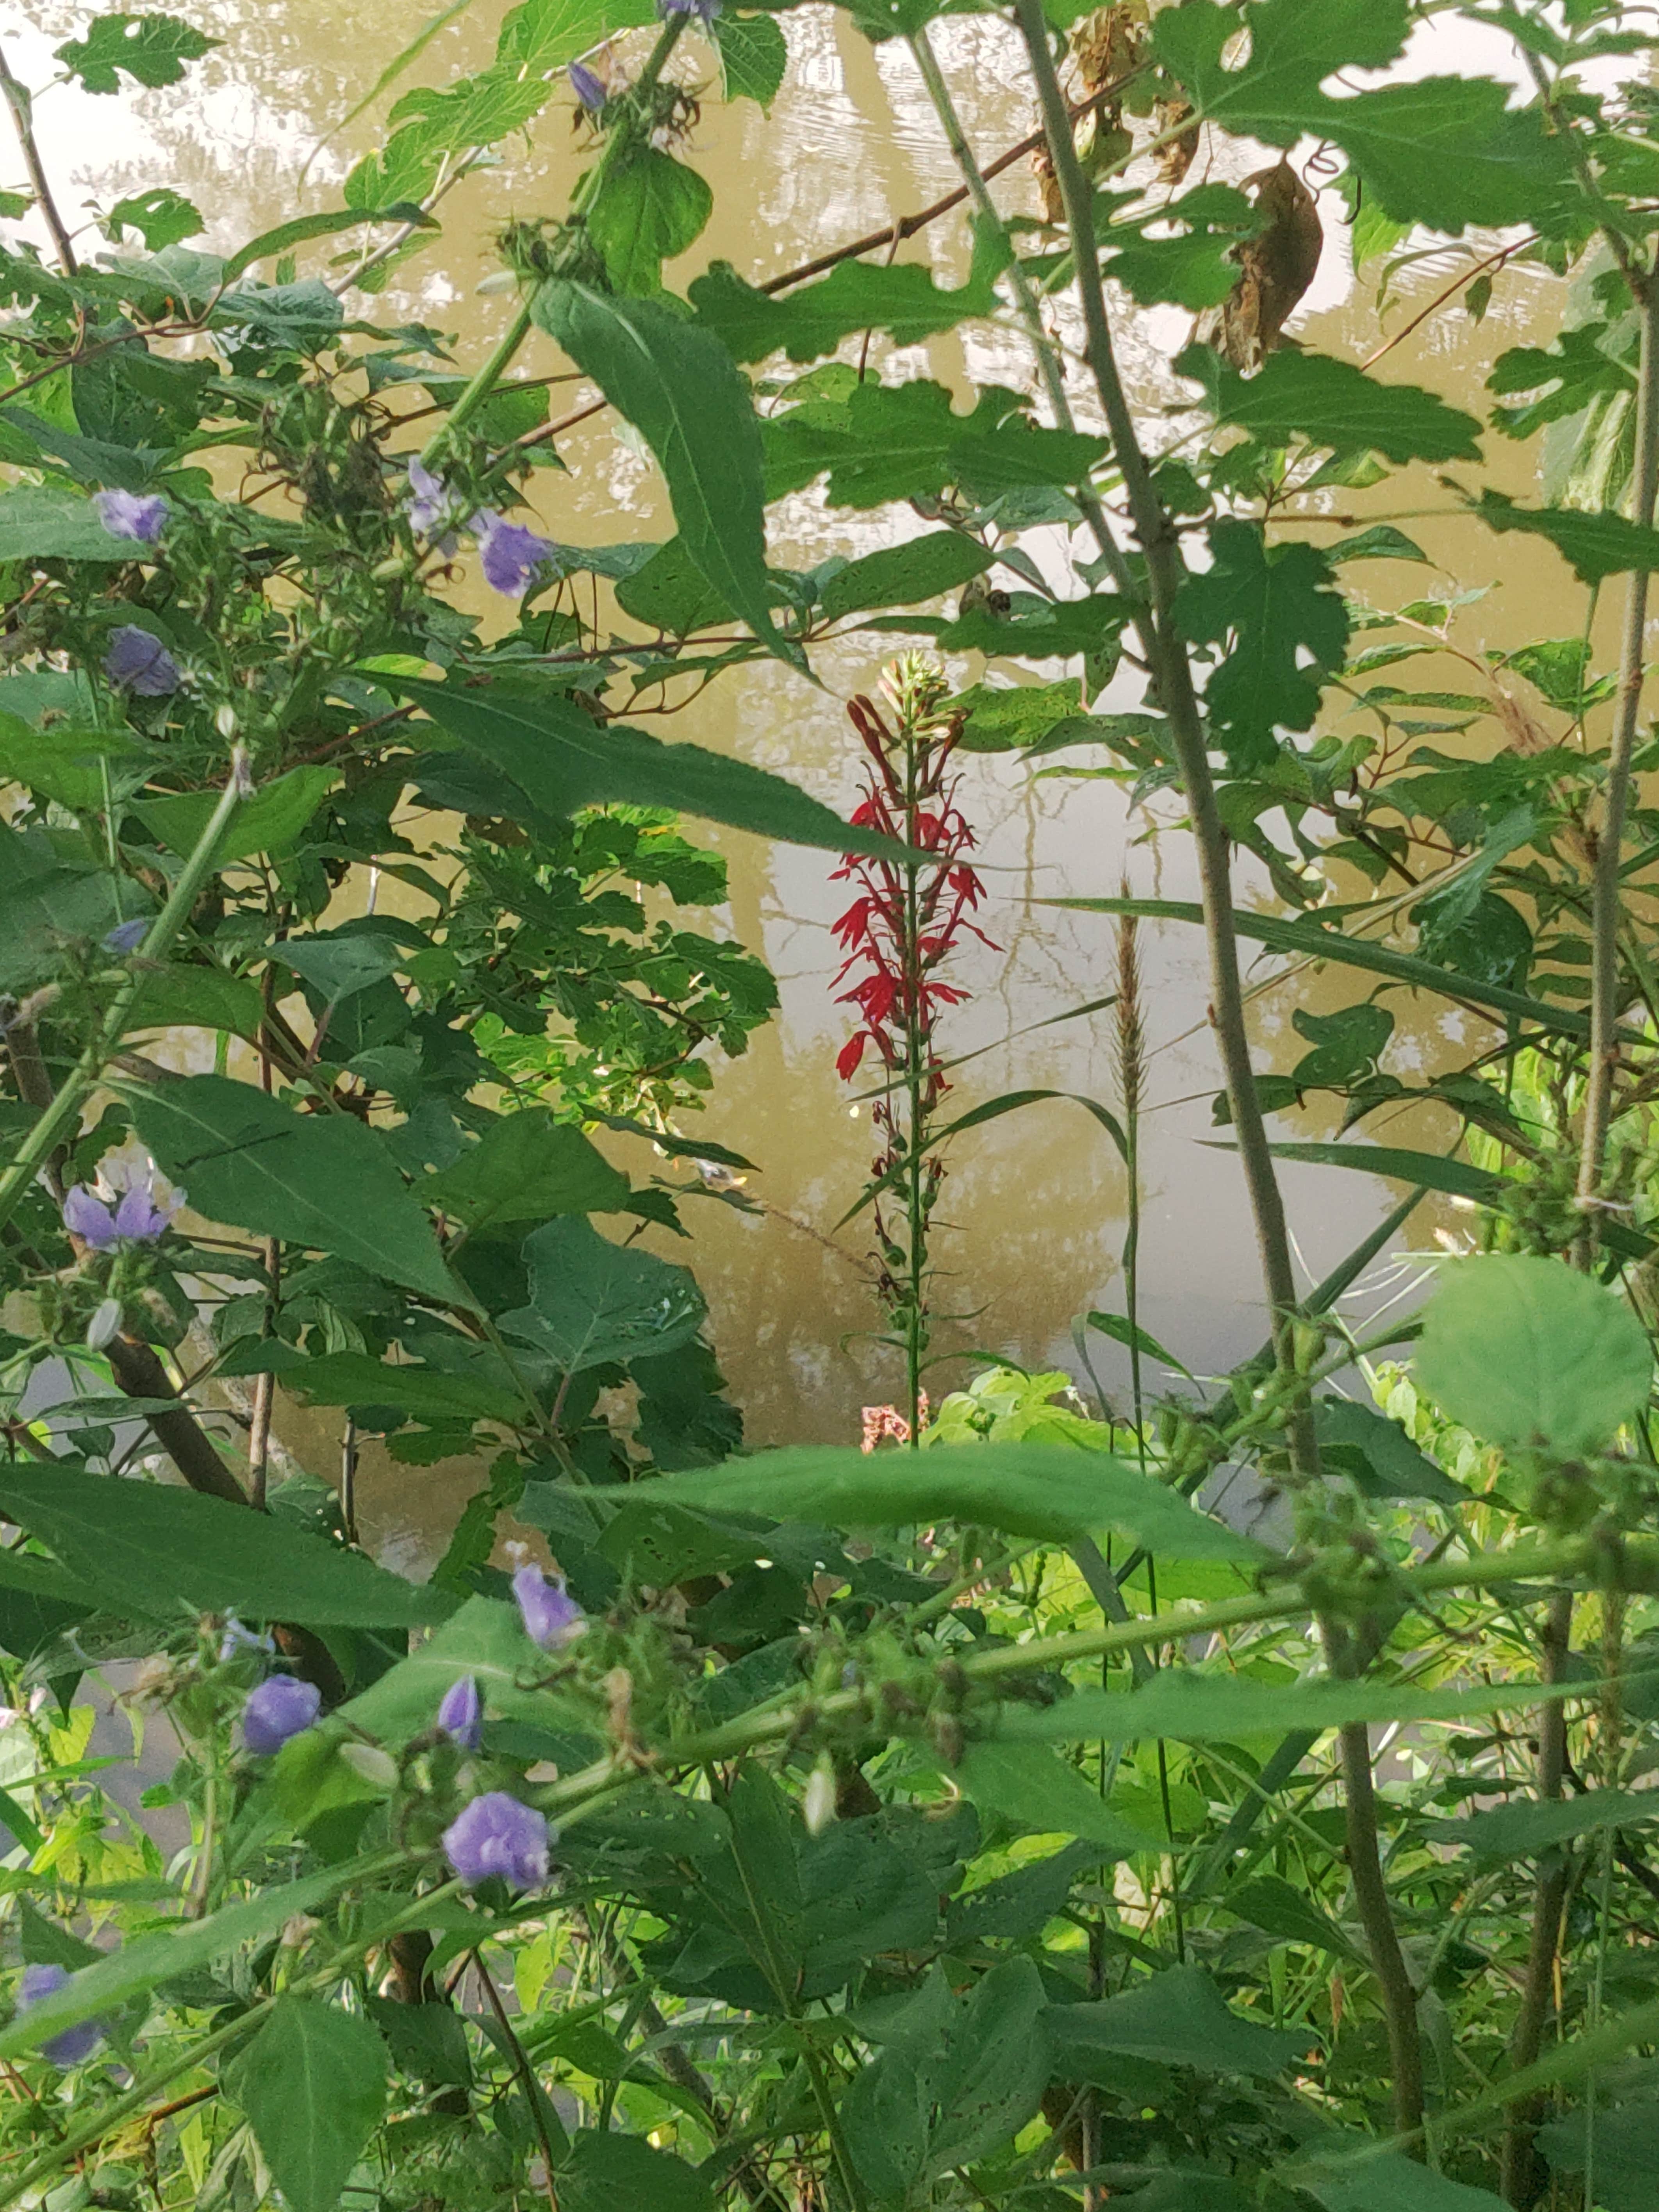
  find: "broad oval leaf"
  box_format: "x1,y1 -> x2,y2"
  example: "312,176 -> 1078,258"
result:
1046,1963 -> 1307,2078
1413,1255 -> 1653,1456
501,1214 -> 706,1375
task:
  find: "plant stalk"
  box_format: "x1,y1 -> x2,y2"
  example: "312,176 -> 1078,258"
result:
0,42 -> 77,276
1576,280 -> 1659,1247
1009,0 -> 1311,1450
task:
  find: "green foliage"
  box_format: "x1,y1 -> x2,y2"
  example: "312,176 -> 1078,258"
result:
232,1998 -> 389,2212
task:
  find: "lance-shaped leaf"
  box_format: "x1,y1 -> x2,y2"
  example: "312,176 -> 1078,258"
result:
391,674 -> 907,859
690,214 -> 1010,364
820,530 -> 995,621
0,1462 -> 453,1629
232,1999 -> 389,2212
126,1072 -> 471,1309
1424,1789 -> 1659,1863
1474,491 -> 1659,583
633,1442 -> 1263,1556
535,279 -> 799,667
1047,1963 -> 1308,2078
1184,345 -> 1482,464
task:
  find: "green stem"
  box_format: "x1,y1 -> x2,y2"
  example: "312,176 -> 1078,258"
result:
0,757 -> 249,1243
418,12 -> 689,469
1577,280 -> 1659,1249
1008,0 -> 1311,1465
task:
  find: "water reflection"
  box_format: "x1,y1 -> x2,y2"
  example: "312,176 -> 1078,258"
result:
12,1 -> 1613,1561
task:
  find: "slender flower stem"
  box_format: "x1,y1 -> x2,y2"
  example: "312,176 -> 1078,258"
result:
0,758 -> 249,1243
1576,280 -> 1659,1245
1008,0 -> 1311,1456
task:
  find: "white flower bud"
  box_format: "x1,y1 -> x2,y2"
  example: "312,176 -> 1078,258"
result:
281,1912 -> 322,1948
803,1755 -> 837,1837
337,1742 -> 399,1791
87,1299 -> 122,1351
214,703 -> 237,740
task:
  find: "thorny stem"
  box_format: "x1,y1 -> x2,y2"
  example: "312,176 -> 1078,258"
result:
1009,0 -> 1313,1472
1576,281 -> 1659,1249
0,42 -> 77,276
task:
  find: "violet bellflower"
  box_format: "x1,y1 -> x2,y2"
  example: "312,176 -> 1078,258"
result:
569,60 -> 607,112
17,1963 -> 103,2069
92,489 -> 169,545
104,624 -> 181,697
436,1674 -> 483,1751
443,1791 -> 550,1890
242,1673 -> 322,1755
473,512 -> 554,597
103,917 -> 149,955
403,458 -> 457,541
62,1163 -> 184,1250
513,1564 -> 583,1650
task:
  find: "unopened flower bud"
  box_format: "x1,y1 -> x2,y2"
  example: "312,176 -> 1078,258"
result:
803,1755 -> 837,1837
337,1742 -> 399,1790
281,1912 -> 322,1948
86,1298 -> 121,1351
214,703 -> 237,740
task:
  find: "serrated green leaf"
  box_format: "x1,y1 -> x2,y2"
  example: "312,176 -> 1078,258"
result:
1173,519 -> 1349,767
425,1109 -> 630,1231
342,1594 -> 577,1745
535,280 -> 798,667
956,1741 -> 1165,1851
1425,1789 -> 1659,1862
586,148 -> 712,295
692,215 -> 1010,365
0,1461 -> 451,1628
501,1215 -> 706,1374
1047,1964 -> 1307,2077
1187,345 -> 1482,463
233,1998 -> 388,2212
127,1072 -> 472,1309
0,483 -> 143,562
55,12 -> 217,94
1474,491 -> 1659,582
134,766 -> 339,865
1413,1256 -> 1653,1456
712,11 -> 787,107
635,1442 -> 1262,1554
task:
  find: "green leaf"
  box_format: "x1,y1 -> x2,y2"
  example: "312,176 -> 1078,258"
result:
1226,1874 -> 1359,1959
1425,1789 -> 1659,1862
501,1215 -> 706,1374
586,148 -> 712,295
1173,519 -> 1349,767
272,1350 -> 525,1427
1109,187 -> 1261,311
712,11 -> 787,107
393,674 -> 907,860
1047,1964 -> 1306,2078
0,483 -> 144,562
1086,1309 -> 1193,1380
1002,1667 -> 1614,1749
614,536 -> 737,633
54,12 -> 217,93
134,765 -> 339,865
1314,1397 -> 1466,1505
535,280 -> 798,667
843,1960 -> 1049,2201
821,531 -> 994,622
956,1741 -> 1165,1852
0,1462 -> 452,1628
1414,1256 -> 1653,1457
364,1996 -> 471,2090
122,962 -> 265,1041
222,206 -> 433,285
1151,0 -> 1572,230
342,1593 -> 578,1746
232,1998 -> 388,2212
1186,345 -> 1482,464
1292,2148 -> 1507,2212
0,1864 -> 371,2057
1051,896 -> 1593,1040
0,718 -> 159,813
560,2130 -> 714,2212
0,861 -> 131,991
425,1110 -> 630,1231
1324,524 -> 1431,564
278,932 -> 404,1005
127,1072 -> 472,1309
1474,491 -> 1659,583
635,1442 -> 1263,1555
104,187 -> 203,250
1537,2096 -> 1659,2212
691,215 -> 1010,366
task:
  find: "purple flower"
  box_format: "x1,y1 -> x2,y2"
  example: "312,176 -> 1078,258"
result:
103,917 -> 148,955
219,1616 -> 275,1662
403,458 -> 455,539
513,1564 -> 583,1651
62,1163 -> 183,1249
104,625 -> 180,697
569,61 -> 607,112
442,1791 -> 550,1890
93,489 -> 169,545
437,1674 -> 483,1751
17,1963 -> 103,2068
473,512 -> 553,597
242,1674 -> 322,1755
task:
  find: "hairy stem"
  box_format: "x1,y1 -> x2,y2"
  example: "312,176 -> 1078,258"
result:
1501,1588 -> 1575,2207
1576,280 -> 1659,1245
1009,0 -> 1309,1443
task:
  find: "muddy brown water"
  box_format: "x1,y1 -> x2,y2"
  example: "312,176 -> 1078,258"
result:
9,5 -> 1627,1570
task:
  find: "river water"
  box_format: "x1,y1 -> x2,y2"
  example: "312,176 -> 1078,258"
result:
11,4 -> 1614,1566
